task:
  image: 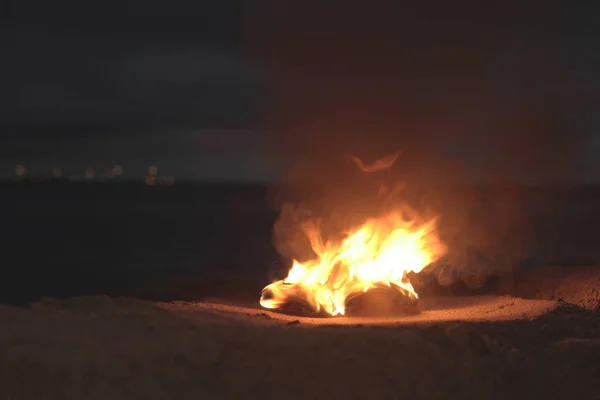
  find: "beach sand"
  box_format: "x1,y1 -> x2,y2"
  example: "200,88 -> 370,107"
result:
1,266 -> 599,399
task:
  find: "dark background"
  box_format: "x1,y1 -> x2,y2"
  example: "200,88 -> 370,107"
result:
2,1 -> 600,305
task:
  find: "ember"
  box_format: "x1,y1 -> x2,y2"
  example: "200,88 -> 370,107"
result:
260,154 -> 447,316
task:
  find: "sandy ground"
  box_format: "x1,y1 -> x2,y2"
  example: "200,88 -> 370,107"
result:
172,295 -> 559,326
510,265 -> 600,310
1,268 -> 600,399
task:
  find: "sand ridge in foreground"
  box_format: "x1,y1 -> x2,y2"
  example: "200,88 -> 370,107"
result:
0,293 -> 599,399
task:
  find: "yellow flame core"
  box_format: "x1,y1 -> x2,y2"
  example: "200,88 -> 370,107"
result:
260,211 -> 446,316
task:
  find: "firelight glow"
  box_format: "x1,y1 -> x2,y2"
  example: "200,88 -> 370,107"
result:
260,209 -> 447,316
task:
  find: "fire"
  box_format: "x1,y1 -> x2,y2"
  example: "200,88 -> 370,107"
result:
346,151 -> 401,173
260,209 -> 446,316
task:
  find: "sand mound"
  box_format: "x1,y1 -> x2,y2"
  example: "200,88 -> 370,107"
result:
511,266 -> 600,310
0,292 -> 599,399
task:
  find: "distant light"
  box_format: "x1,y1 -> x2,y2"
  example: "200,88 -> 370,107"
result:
84,167 -> 95,180
166,176 -> 175,186
148,165 -> 158,176
159,176 -> 175,186
52,167 -> 62,179
14,164 -> 27,178
145,176 -> 156,186
113,165 -> 123,176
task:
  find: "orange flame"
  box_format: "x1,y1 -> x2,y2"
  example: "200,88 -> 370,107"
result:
261,209 -> 446,316
347,151 -> 401,172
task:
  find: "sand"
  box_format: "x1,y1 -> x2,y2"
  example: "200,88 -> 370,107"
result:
510,265 -> 600,310
169,295 -> 559,326
1,279 -> 599,400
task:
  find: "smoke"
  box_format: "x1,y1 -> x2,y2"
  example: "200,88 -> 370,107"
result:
262,91 -> 582,289
251,3 -> 585,289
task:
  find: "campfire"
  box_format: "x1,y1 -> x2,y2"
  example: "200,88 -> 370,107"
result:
260,153 -> 447,316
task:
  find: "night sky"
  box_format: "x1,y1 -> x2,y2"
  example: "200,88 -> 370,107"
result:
3,1 -> 599,182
